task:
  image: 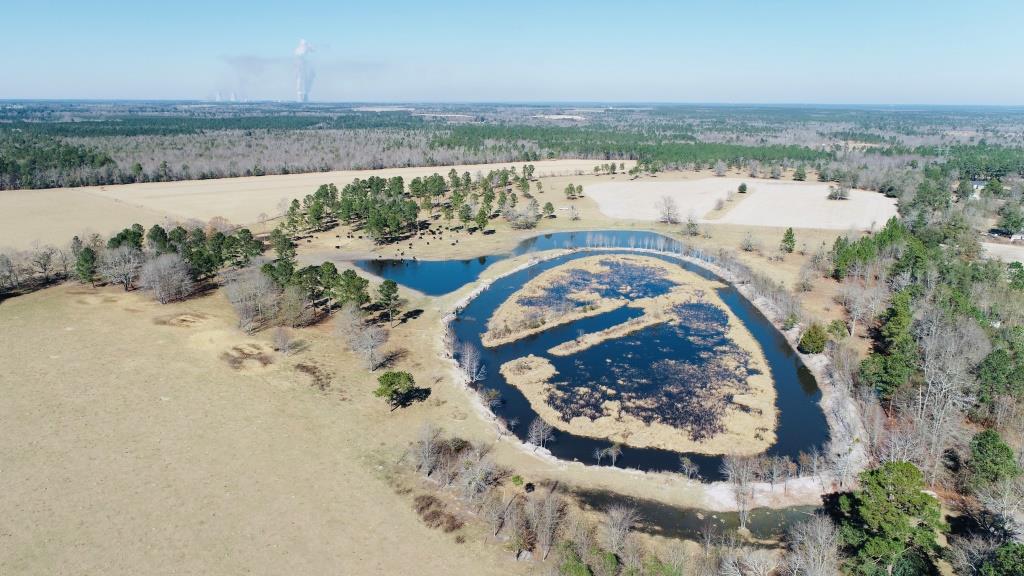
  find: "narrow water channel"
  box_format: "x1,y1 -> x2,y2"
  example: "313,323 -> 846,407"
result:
353,231 -> 829,481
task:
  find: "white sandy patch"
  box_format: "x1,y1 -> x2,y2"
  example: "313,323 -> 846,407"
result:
587,179 -> 735,222
534,114 -> 585,121
587,177 -> 897,231
983,242 -> 1024,263
353,106 -> 415,112
718,181 -> 898,231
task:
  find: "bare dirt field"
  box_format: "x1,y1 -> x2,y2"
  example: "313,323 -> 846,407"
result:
587,177 -> 898,231
983,241 -> 1024,263
0,159 -> 632,251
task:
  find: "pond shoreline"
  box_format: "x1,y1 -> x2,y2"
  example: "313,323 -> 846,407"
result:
430,234 -> 868,511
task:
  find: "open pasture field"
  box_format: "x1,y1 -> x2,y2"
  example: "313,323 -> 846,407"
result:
0,159 -> 633,250
587,177 -> 898,231
0,283 -> 529,576
0,253 -> 826,575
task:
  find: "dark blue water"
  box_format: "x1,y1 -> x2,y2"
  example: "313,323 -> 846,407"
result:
453,251 -> 827,480
355,230 -> 687,295
354,231 -> 828,481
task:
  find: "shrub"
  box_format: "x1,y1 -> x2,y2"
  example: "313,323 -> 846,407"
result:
558,543 -> 593,576
510,475 -> 524,486
827,319 -> 848,340
685,216 -> 700,236
827,184 -> 850,200
782,313 -> 799,330
738,182 -> 748,193
597,550 -> 619,575
799,323 -> 829,354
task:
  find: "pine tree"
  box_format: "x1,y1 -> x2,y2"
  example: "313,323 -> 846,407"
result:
781,227 -> 796,254
75,246 -> 97,285
376,279 -> 401,326
838,462 -> 944,575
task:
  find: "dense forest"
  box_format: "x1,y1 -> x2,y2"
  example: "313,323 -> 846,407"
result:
3,101 -> 1023,190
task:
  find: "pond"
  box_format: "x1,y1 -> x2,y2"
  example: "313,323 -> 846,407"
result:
573,488 -> 819,541
355,230 -> 686,295
353,231 -> 829,481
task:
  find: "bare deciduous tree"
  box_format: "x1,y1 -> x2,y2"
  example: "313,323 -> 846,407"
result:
350,324 -> 389,371
458,341 -> 486,384
140,252 -> 194,303
0,253 -> 21,290
563,511 -> 594,560
526,418 -> 553,450
602,505 -> 640,556
737,548 -> 779,576
785,514 -> 842,576
947,535 -> 1000,576
900,307 -> 988,484
714,160 -> 727,177
526,491 -> 564,560
481,490 -> 509,537
455,446 -> 498,503
413,423 -> 441,477
974,476 -> 1024,536
656,195 -> 681,224
621,535 -> 646,574
333,302 -> 364,337
30,246 -> 58,283
837,282 -> 887,337
827,341 -> 860,394
224,268 -> 280,333
277,284 -> 314,327
271,326 -> 294,355
100,246 -> 144,291
505,498 -> 532,560
679,456 -> 700,480
721,455 -> 756,530
604,443 -> 623,467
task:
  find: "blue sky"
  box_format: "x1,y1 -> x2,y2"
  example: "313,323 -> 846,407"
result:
3,0 -> 1021,104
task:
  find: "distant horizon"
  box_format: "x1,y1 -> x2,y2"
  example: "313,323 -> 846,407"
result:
3,99 -> 1023,110
4,1 -> 1023,105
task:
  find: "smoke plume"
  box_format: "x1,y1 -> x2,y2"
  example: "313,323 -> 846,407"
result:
294,39 -> 315,102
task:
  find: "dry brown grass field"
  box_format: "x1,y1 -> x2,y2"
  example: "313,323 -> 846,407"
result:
1,164 -> 877,574
0,260 -> 823,575
0,159 -> 631,251
0,283 -> 534,575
